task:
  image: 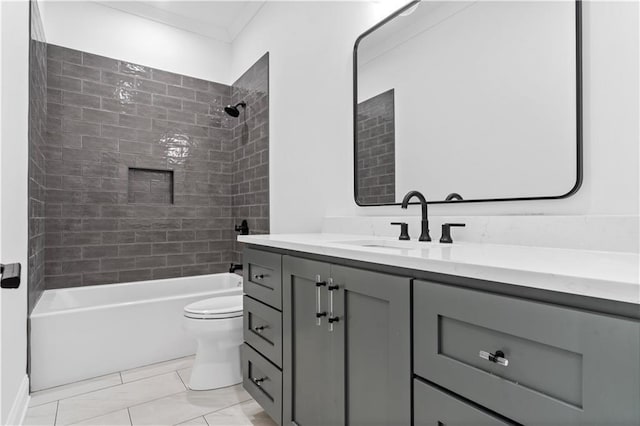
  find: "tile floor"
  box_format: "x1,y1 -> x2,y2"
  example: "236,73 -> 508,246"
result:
24,356 -> 276,426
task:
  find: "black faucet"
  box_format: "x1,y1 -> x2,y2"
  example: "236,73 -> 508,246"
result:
401,190 -> 431,242
229,263 -> 243,273
235,220 -> 249,235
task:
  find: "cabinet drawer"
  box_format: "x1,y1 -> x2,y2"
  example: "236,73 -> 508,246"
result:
244,296 -> 282,368
414,379 -> 513,426
243,248 -> 282,310
241,343 -> 282,425
413,280 -> 640,425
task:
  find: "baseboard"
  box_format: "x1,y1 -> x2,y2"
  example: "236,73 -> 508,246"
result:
5,375 -> 29,426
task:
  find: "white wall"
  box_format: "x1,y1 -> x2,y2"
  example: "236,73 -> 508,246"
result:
30,0 -> 640,228
231,1 -> 377,233
39,1 -> 232,84
0,0 -> 30,423
232,0 -> 638,234
351,0 -> 640,218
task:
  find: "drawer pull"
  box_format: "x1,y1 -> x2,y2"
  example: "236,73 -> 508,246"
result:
253,325 -> 268,333
253,274 -> 265,280
252,377 -> 266,386
479,350 -> 509,367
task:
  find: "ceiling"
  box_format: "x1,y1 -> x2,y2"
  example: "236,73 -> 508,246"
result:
97,1 -> 266,43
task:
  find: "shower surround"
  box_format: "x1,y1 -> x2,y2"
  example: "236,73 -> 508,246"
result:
37,44 -> 269,290
28,0 -> 48,313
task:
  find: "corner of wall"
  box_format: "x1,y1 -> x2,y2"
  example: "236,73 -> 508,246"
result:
4,376 -> 30,426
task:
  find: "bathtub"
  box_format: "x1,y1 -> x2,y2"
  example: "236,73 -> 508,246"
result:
30,273 -> 243,391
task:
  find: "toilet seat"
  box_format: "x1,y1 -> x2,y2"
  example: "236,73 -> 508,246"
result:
184,295 -> 243,320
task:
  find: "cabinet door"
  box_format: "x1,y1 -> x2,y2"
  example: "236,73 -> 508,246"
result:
414,379 -> 513,426
283,256 -> 343,426
331,265 -> 411,426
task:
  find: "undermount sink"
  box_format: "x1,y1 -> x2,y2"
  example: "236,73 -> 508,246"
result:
333,239 -> 434,250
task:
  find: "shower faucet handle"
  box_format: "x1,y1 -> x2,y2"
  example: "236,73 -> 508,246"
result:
234,219 -> 249,235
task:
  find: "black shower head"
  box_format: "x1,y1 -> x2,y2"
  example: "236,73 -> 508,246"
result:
224,101 -> 246,118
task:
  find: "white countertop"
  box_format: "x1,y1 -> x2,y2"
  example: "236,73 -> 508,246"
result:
238,233 -> 640,305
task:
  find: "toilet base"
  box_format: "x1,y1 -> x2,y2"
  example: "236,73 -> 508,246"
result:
188,338 -> 242,391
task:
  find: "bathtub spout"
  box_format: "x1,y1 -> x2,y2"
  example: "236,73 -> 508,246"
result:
229,263 -> 243,273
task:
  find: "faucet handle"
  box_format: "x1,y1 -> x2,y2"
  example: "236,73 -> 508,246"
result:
390,222 -> 410,241
440,223 -> 465,244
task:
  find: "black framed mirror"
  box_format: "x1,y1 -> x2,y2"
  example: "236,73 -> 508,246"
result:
354,1 -> 582,206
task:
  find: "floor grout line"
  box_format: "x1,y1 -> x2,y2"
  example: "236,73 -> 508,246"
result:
26,358 -> 263,426
173,414 -> 205,426
175,368 -> 188,390
34,360 -> 195,409
61,407 -> 132,426
48,373 -> 189,425
199,398 -> 251,421
31,355 -> 196,407
54,400 -> 60,426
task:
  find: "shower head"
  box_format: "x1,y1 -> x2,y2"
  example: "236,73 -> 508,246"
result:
224,101 -> 246,118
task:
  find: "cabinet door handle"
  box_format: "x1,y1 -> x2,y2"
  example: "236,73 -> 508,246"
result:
328,279 -> 339,332
479,350 -> 509,367
315,275 -> 327,326
252,377 -> 266,386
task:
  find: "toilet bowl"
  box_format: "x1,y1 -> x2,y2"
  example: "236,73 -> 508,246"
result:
183,294 -> 243,390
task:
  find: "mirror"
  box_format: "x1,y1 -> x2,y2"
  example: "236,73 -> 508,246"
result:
354,1 -> 582,206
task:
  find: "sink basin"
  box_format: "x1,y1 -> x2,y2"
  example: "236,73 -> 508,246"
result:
333,239 -> 433,250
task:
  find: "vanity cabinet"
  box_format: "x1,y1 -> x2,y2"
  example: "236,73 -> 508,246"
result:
282,256 -> 411,426
242,246 -> 640,426
413,280 -> 640,425
241,248 -> 284,424
414,379 -> 513,426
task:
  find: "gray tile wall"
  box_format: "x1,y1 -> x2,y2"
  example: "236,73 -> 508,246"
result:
356,89 -> 396,204
43,44 -> 244,288
28,0 -> 48,312
230,53 -> 270,263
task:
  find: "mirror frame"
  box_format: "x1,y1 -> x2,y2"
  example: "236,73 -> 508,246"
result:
353,0 -> 583,206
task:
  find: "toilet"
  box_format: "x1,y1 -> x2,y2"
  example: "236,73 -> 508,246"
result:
183,294 -> 243,390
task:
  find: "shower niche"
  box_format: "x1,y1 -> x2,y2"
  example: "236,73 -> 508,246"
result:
127,168 -> 175,205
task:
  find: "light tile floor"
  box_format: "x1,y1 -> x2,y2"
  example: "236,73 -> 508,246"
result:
25,356 -> 276,426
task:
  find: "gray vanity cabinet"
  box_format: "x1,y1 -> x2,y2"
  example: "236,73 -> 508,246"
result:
330,265 -> 411,426
414,379 -> 512,426
244,246 -> 639,426
413,280 -> 640,425
282,256 -> 342,426
282,256 -> 411,426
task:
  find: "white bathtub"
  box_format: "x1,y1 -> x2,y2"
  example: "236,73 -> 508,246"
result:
30,273 -> 243,391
